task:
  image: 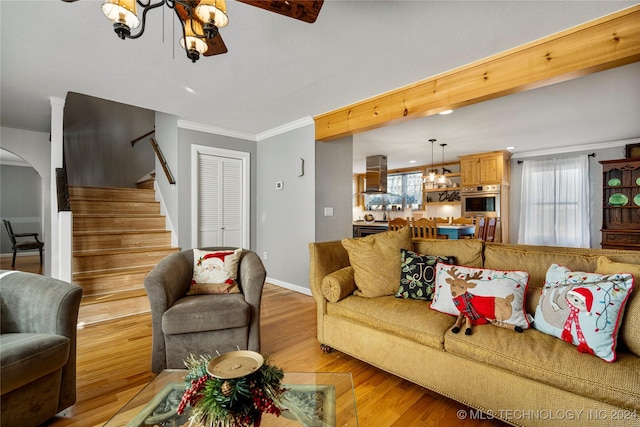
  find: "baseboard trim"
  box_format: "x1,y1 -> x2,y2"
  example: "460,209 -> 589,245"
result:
266,277 -> 312,296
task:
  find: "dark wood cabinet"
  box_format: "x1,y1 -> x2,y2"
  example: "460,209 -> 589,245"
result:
600,158 -> 640,250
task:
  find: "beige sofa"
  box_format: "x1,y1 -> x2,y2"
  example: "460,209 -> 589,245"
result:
309,231 -> 640,427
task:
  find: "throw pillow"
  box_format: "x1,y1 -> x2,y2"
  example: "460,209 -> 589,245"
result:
188,248 -> 243,295
395,250 -> 456,301
431,263 -> 530,330
341,227 -> 413,298
595,256 -> 640,357
534,263 -> 634,362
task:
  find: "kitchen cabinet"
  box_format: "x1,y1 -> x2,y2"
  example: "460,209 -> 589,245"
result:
600,158 -> 640,250
459,151 -> 512,187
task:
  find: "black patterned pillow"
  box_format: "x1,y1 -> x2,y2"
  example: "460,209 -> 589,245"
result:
396,250 -> 456,301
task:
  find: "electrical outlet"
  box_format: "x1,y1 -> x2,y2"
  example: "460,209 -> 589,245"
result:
262,251 -> 268,260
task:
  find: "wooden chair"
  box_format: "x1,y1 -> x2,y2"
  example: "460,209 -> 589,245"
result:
473,217 -> 486,240
452,217 -> 475,239
484,217 -> 497,242
411,217 -> 437,239
433,217 -> 450,223
388,217 -> 409,231
2,219 -> 44,267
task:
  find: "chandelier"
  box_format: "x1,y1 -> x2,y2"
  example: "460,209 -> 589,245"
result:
423,138 -> 438,189
100,0 -> 229,63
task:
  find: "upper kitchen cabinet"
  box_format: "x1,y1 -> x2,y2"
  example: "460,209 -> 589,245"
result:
459,151 -> 512,187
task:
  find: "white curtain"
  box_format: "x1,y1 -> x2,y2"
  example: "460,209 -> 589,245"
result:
518,155 -> 590,248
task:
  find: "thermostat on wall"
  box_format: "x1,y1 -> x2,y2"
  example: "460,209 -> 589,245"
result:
275,181 -> 284,190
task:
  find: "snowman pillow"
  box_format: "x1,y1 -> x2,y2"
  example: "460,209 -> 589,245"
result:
189,248 -> 243,295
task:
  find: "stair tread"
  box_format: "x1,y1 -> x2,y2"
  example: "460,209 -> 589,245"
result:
74,246 -> 179,257
73,265 -> 153,280
73,230 -> 171,236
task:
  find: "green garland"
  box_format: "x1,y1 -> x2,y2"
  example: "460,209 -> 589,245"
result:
178,354 -> 285,427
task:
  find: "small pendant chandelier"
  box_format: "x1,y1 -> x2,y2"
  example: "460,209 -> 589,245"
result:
437,143 -> 453,188
423,138 -> 438,189
100,0 -> 229,63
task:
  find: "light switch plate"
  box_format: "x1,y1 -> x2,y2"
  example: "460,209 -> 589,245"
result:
324,207 -> 334,216
275,181 -> 284,190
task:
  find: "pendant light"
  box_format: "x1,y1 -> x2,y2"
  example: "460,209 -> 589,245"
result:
423,139 -> 437,189
437,143 -> 453,188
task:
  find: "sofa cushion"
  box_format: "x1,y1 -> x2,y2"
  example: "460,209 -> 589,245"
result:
412,239 -> 483,268
444,325 -> 640,411
396,250 -> 456,301
162,294 -> 249,335
534,264 -> 634,362
188,248 -> 242,295
326,296 -> 455,349
341,227 -> 413,298
0,333 -> 69,395
595,256 -> 640,357
321,266 -> 356,303
431,263 -> 530,330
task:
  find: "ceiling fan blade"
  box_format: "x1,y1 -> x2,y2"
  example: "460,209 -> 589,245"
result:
203,34 -> 228,56
237,0 -> 324,23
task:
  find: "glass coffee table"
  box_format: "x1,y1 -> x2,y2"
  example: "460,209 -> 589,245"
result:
103,370 -> 358,427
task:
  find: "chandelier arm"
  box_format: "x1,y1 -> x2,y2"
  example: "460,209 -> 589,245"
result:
126,0 -> 167,39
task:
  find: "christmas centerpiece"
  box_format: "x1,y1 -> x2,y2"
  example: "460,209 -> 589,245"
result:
178,351 -> 285,427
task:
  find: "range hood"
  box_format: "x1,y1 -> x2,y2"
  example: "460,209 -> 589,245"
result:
364,155 -> 387,193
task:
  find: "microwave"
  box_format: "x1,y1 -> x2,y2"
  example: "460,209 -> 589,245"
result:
460,186 -> 500,217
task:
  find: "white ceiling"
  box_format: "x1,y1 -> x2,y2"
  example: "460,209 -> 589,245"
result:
1,1 -> 639,171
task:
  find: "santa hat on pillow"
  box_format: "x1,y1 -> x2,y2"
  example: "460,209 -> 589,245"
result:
567,287 -> 593,315
197,251 -> 233,266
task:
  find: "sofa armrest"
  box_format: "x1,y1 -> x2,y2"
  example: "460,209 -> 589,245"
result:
0,271 -> 82,412
308,241 -> 351,344
236,250 -> 266,352
143,251 -> 193,372
321,266 -> 355,302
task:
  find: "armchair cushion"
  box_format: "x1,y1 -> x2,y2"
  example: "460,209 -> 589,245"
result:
0,333 -> 69,395
162,294 -> 250,335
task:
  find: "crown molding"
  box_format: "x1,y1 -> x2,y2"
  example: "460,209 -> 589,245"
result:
511,138 -> 640,159
256,116 -> 314,141
178,116 -> 315,142
178,120 -> 257,142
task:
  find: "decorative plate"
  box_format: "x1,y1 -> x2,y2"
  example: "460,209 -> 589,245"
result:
636,177 -> 640,186
634,194 -> 640,207
207,351 -> 264,379
608,193 -> 629,206
608,178 -> 622,187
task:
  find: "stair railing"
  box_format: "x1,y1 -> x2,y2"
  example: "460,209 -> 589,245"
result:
150,137 -> 176,185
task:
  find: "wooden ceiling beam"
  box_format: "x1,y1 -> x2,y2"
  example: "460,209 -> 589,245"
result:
314,5 -> 640,142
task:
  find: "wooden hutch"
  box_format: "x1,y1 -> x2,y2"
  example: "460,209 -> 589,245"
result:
600,158 -> 640,250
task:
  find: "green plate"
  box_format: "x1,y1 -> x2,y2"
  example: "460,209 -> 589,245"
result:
608,178 -> 621,187
609,193 -> 628,206
634,194 -> 640,207
636,177 -> 640,186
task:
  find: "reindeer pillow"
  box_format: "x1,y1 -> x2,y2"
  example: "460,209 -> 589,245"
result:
533,264 -> 634,362
431,263 -> 531,330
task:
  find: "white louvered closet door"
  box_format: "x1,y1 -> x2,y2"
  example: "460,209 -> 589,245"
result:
197,153 -> 243,248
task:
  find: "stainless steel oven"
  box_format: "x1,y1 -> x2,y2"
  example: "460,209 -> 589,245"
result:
460,185 -> 500,218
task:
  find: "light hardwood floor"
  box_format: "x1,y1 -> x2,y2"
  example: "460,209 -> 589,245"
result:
5,255 -> 506,427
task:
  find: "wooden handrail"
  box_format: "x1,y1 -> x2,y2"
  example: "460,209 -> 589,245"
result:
130,129 -> 155,147
150,137 -> 176,185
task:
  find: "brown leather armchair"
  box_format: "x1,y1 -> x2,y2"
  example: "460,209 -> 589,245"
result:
143,248 -> 266,373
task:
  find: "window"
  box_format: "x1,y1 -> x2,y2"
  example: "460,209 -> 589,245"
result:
518,155 -> 590,248
364,172 -> 422,210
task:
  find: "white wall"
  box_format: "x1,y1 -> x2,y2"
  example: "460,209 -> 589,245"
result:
1,126 -> 51,274
257,121 -> 316,293
154,112 -> 180,244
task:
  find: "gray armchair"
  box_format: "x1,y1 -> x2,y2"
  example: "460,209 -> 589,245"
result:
144,248 -> 266,373
0,271 -> 83,427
